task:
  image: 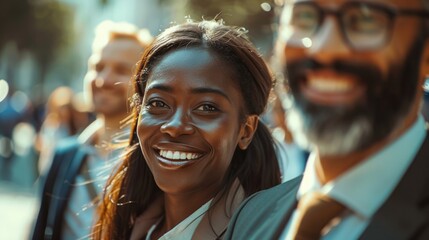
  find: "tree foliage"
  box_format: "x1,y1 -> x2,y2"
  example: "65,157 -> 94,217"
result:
183,0 -> 276,45
0,0 -> 74,69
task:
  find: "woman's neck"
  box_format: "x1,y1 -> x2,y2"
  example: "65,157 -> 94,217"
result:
152,184 -> 220,238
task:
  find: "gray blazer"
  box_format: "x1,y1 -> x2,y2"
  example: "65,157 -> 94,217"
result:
225,133 -> 429,240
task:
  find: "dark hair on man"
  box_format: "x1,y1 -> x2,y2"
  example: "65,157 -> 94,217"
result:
92,19 -> 281,239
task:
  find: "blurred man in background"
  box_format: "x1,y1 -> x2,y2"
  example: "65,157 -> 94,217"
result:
226,0 -> 429,239
32,20 -> 152,240
36,86 -> 91,175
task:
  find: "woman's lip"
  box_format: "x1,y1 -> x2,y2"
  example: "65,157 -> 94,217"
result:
300,71 -> 366,106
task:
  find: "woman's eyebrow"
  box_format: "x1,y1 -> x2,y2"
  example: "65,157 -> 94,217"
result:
147,84 -> 232,103
191,87 -> 231,103
146,83 -> 173,93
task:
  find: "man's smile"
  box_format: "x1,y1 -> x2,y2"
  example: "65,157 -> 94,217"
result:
300,70 -> 366,106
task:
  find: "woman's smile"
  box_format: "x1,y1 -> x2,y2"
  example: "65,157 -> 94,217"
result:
154,147 -> 204,169
159,149 -> 202,160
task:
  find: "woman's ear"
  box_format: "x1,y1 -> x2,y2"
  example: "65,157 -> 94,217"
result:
419,39 -> 429,85
238,115 -> 259,150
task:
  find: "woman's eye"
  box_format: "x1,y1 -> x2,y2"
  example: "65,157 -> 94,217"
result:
145,100 -> 168,109
196,104 -> 219,112
143,99 -> 169,115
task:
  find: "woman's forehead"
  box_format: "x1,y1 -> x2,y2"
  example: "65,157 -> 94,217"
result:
147,48 -> 238,89
149,47 -> 237,82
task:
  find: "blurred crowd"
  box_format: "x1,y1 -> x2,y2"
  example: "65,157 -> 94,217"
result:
0,83 -> 92,187
2,0 -> 429,240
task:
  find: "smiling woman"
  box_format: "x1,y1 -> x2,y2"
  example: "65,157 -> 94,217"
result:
91,19 -> 281,240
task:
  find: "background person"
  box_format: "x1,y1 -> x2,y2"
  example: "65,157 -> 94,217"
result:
225,0 -> 429,239
32,20 -> 152,240
36,86 -> 91,175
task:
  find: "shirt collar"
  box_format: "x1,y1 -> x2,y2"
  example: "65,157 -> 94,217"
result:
160,200 -> 212,239
298,116 -> 427,218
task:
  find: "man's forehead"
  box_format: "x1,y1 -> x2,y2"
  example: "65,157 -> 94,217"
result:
285,0 -> 424,8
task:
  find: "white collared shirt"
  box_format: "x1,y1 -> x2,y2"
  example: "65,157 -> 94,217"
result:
62,147 -> 113,240
146,200 -> 212,240
282,116 -> 427,240
62,121 -> 129,240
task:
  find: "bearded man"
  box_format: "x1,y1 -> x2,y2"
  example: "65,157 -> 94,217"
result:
225,0 -> 429,239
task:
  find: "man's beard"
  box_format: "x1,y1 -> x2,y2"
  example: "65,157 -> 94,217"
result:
284,38 -> 422,156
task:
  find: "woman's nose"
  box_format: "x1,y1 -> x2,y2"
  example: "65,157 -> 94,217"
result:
160,109 -> 195,137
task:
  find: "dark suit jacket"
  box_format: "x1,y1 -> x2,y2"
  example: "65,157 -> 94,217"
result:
225,133 -> 429,240
32,137 -> 89,240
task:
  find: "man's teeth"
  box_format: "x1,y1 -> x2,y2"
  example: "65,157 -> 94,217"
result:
308,78 -> 351,93
159,150 -> 201,160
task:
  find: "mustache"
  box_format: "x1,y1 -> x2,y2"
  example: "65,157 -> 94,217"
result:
285,58 -> 383,89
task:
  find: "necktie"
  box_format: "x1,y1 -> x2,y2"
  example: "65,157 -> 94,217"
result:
291,192 -> 345,240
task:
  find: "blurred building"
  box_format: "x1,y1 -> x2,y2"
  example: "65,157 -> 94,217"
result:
0,0 -> 179,104
56,0 -> 178,92
0,0 -> 179,188
1,0 -> 276,103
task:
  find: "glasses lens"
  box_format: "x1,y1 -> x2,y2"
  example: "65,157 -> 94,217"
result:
285,3 -> 319,46
343,4 -> 390,49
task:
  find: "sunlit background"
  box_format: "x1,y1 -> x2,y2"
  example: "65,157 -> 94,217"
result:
0,0 -> 282,239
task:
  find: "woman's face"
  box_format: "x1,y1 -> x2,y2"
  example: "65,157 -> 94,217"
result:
137,47 -> 249,197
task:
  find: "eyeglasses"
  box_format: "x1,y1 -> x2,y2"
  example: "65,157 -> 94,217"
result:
282,1 -> 429,50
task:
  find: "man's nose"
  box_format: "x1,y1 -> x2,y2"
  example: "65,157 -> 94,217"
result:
95,68 -> 117,88
160,109 -> 195,137
306,16 -> 351,62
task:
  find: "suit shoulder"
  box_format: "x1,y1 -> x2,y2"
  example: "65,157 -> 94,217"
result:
225,176 -> 302,239
242,175 -> 302,209
234,176 -> 302,221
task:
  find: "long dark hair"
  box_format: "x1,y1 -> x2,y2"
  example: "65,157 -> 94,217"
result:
93,19 -> 281,239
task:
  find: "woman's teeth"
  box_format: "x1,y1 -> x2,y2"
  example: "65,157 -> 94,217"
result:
159,150 -> 201,160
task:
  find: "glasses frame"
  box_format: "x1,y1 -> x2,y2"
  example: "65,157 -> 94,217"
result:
290,1 -> 429,50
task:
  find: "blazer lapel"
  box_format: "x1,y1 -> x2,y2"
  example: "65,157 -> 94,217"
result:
359,202 -> 426,240
130,194 -> 164,240
360,133 -> 429,240
270,177 -> 301,239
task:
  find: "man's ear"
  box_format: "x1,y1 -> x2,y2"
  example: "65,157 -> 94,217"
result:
238,115 -> 259,150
